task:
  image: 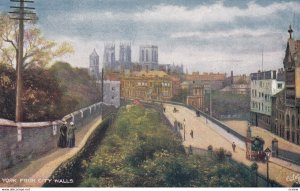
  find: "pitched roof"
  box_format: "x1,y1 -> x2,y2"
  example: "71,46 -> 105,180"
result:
90,49 -> 99,57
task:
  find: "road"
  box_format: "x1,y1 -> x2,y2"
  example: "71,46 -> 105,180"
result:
163,103 -> 300,187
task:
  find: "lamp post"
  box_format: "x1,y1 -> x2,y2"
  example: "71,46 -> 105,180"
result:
183,118 -> 186,141
209,84 -> 212,117
264,147 -> 271,187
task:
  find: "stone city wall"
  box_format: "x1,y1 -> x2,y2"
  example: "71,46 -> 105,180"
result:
0,102 -> 116,171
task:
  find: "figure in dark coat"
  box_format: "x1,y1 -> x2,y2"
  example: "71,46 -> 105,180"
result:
67,122 -> 76,148
58,121 -> 67,148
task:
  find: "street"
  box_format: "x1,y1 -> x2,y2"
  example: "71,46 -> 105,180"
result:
163,103 -> 300,186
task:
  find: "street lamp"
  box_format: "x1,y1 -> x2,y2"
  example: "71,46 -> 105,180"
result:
264,147 -> 271,187
183,118 -> 186,141
247,121 -> 252,139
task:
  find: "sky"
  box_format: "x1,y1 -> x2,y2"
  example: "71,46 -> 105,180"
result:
1,0 -> 300,75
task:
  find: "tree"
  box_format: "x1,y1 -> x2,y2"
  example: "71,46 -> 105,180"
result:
0,64 -> 15,120
250,162 -> 258,187
0,13 -> 74,68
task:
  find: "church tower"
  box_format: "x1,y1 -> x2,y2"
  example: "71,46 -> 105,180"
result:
89,49 -> 100,80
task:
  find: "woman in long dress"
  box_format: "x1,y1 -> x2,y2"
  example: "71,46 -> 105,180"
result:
67,122 -> 76,148
58,121 -> 67,148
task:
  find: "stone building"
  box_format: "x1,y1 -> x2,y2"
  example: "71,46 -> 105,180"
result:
185,72 -> 226,90
103,80 -> 120,108
121,71 -> 172,101
89,49 -> 100,80
139,45 -> 158,70
159,63 -> 184,74
103,44 -> 116,71
250,70 -> 285,130
271,26 -> 300,145
119,43 -> 131,70
187,84 -> 205,111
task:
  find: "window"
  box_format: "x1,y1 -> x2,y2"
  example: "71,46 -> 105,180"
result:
292,115 -> 295,128
278,83 -> 282,89
142,50 -> 144,61
146,49 -> 149,61
112,87 -> 115,91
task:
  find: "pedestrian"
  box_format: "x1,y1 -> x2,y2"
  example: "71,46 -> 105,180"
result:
232,142 -> 236,152
67,122 -> 76,148
188,145 -> 193,155
57,120 -> 67,148
190,130 -> 194,138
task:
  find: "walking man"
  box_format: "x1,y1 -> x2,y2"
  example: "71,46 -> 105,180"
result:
67,122 -> 76,148
190,130 -> 194,138
232,142 -> 236,152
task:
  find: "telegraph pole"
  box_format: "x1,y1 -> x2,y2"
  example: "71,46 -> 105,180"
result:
101,68 -> 104,102
9,0 -> 36,122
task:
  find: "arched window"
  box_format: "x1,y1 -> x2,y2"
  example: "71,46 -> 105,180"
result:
286,115 -> 290,127
292,115 -> 295,128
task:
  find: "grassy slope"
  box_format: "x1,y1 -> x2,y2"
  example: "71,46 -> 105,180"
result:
79,105 -> 254,187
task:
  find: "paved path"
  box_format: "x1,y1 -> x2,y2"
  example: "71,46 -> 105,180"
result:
163,103 -> 300,187
0,115 -> 103,187
224,120 -> 300,157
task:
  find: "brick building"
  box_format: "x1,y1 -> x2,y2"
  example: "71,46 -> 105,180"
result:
121,71 -> 172,101
186,84 -> 205,111
271,26 -> 300,145
185,72 -> 226,90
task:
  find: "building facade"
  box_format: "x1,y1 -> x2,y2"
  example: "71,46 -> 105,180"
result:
271,26 -> 300,145
187,84 -> 205,111
185,72 -> 226,90
121,71 -> 172,101
250,70 -> 285,130
159,63 -> 184,74
103,44 -> 116,71
103,80 -> 120,108
139,45 -> 158,70
89,49 -> 100,80
119,43 -> 131,70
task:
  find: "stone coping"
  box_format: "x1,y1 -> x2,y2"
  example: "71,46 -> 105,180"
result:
0,102 -> 115,129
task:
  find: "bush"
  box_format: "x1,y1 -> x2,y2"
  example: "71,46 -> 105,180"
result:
214,148 -> 226,162
87,165 -> 107,178
78,106 -> 253,187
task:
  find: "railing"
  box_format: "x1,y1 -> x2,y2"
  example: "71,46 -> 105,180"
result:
187,145 -> 281,187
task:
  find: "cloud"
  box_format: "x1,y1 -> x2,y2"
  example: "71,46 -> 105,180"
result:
51,1 -> 300,25
37,1 -> 296,75
170,28 -> 283,39
133,1 -> 300,24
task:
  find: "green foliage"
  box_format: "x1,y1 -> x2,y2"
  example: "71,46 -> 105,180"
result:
0,61 -> 100,121
79,106 -> 254,187
250,162 -> 258,171
0,64 -> 15,120
50,62 -> 101,113
80,178 -> 99,187
171,88 -> 188,103
214,148 -> 226,162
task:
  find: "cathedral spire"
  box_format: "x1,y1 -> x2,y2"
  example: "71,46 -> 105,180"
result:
288,24 -> 293,39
